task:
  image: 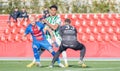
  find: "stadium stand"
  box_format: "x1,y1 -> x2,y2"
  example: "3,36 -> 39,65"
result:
0,14 -> 120,58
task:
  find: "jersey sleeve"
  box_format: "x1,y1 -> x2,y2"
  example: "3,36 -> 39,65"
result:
37,22 -> 45,30
59,26 -> 64,37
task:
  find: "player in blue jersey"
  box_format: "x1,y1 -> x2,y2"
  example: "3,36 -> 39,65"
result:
23,16 -> 64,67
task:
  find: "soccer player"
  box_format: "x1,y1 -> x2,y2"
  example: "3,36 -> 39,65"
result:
42,5 -> 68,67
23,16 -> 64,67
49,18 -> 87,68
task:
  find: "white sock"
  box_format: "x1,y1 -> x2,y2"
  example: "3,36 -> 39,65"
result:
32,58 -> 35,63
62,51 -> 68,65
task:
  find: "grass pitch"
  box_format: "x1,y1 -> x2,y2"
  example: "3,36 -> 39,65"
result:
0,61 -> 120,71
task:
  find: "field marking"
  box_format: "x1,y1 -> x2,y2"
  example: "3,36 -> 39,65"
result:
54,67 -> 120,71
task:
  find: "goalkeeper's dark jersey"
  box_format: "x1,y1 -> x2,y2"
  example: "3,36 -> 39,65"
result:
60,24 -> 78,47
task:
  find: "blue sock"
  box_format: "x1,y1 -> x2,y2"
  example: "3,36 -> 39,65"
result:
33,47 -> 40,62
51,51 -> 60,64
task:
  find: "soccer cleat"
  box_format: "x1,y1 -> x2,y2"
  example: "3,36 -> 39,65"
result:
81,63 -> 87,68
65,63 -> 69,67
35,62 -> 42,67
48,65 -> 53,68
58,63 -> 65,68
26,62 -> 35,68
78,61 -> 87,68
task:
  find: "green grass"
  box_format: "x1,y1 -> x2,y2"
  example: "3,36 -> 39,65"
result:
0,61 -> 120,71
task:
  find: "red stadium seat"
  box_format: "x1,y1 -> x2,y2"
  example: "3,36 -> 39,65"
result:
107,27 -> 114,34
100,14 -> 105,20
115,27 -> 120,34
64,14 -> 68,19
112,34 -> 118,41
11,28 -> 17,34
6,35 -> 13,42
100,27 -> 106,34
107,14 -> 114,20
4,28 -> 10,35
18,28 -> 25,34
110,21 -> 117,27
93,14 -> 98,20
104,34 -> 110,41
96,21 -> 102,27
74,20 -> 80,27
78,27 -> 83,34
81,20 -> 87,27
78,14 -> 84,21
114,14 -> 120,20
9,22 -> 15,28
85,27 -> 91,34
96,34 -> 103,42
89,21 -> 94,27
81,34 -> 88,42
60,14 -> 65,20
93,27 -> 99,34
84,14 -> 91,21
23,22 -> 28,27
86,14 -> 90,19
16,22 -> 21,28
89,35 -> 95,41
103,21 -> 109,27
0,35 -> 6,42
14,35 -> 21,42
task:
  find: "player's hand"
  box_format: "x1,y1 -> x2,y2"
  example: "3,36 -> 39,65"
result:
42,19 -> 48,24
22,36 -> 27,41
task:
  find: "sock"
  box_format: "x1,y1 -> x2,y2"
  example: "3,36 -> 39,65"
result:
62,51 -> 68,65
51,51 -> 60,64
80,46 -> 86,62
33,47 -> 40,62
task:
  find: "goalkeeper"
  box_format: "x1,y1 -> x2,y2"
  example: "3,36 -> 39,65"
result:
49,18 -> 87,68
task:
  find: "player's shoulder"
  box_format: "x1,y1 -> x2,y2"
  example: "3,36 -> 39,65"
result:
36,21 -> 45,28
60,25 -> 66,29
55,15 -> 61,20
25,24 -> 32,31
27,24 -> 32,28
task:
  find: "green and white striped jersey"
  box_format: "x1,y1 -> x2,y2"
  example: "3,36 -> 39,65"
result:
45,15 -> 62,43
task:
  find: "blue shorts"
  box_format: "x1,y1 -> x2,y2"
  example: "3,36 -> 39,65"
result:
32,39 -> 52,51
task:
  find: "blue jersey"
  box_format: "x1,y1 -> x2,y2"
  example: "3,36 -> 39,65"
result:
25,22 -> 46,42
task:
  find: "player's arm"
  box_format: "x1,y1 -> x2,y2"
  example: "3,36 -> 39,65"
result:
45,26 -> 56,42
59,26 -> 64,37
42,19 -> 59,30
23,26 -> 30,40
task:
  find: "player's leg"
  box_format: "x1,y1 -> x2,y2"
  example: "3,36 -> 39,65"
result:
56,38 -> 68,67
76,42 -> 86,68
61,51 -> 68,67
50,45 -> 66,68
40,39 -> 64,67
26,48 -> 45,68
31,43 -> 41,67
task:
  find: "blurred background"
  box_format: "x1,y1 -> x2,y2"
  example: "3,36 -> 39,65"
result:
1,0 -> 120,14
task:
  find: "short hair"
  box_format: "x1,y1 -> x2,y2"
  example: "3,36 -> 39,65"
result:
65,18 -> 71,24
49,5 -> 58,10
